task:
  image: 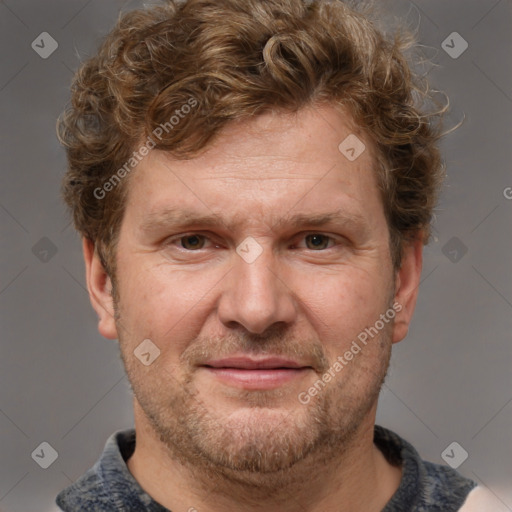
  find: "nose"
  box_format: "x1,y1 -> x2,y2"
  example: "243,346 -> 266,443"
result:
217,242 -> 297,335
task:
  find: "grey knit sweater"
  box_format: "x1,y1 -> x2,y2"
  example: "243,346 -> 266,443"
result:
56,425 -> 478,511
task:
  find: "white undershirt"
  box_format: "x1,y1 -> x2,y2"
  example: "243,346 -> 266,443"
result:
459,486 -> 511,512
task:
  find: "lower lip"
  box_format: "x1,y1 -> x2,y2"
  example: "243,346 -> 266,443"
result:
202,367 -> 310,389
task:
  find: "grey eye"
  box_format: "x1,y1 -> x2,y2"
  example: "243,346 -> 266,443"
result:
304,234 -> 331,250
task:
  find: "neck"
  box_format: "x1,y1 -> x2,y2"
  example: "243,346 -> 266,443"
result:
126,402 -> 402,512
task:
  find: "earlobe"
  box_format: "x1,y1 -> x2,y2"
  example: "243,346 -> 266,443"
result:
391,234 -> 424,344
82,238 -> 118,340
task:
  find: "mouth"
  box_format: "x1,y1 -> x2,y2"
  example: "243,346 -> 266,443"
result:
199,357 -> 313,390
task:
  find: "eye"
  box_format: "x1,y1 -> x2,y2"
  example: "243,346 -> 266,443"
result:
175,234 -> 211,250
296,233 -> 338,251
166,232 -> 341,253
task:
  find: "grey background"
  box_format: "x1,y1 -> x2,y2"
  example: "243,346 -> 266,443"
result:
0,1 -> 511,511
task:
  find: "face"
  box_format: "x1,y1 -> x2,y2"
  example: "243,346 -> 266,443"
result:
87,104 -> 419,485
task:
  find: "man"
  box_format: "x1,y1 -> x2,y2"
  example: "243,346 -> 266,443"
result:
55,0 -> 496,510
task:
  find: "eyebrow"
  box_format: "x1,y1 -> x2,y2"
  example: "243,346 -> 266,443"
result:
139,207 -> 369,236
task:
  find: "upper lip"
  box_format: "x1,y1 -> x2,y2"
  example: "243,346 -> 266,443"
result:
201,357 -> 310,370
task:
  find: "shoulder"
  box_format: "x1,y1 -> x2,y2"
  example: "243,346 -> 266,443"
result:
419,458 -> 478,508
55,429 -> 137,512
375,425 -> 477,511
55,464 -> 119,511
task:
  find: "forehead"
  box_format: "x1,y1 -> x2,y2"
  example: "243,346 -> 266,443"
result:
124,104 -> 384,231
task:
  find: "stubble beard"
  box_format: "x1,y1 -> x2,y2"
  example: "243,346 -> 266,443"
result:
119,325 -> 393,495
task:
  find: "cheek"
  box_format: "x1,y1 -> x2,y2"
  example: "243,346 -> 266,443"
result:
294,267 -> 391,349
116,260 -> 220,350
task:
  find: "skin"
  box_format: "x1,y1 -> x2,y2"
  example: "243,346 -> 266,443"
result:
83,103 -> 423,512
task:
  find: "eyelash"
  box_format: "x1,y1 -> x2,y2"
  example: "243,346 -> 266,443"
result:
165,232 -> 343,253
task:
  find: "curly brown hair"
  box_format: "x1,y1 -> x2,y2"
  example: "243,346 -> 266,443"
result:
57,0 -> 447,280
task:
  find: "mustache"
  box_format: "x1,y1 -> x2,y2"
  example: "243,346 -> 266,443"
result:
179,326 -> 330,373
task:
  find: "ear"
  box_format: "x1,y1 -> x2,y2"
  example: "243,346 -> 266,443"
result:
391,233 -> 424,344
82,238 -> 118,340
